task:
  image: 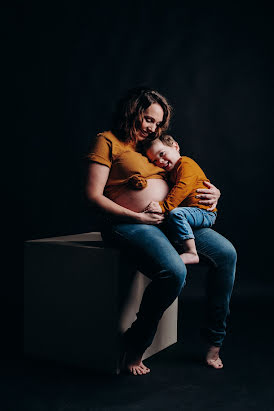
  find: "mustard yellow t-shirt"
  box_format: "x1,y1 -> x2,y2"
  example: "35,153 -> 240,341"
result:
87,131 -> 166,199
159,156 -> 217,213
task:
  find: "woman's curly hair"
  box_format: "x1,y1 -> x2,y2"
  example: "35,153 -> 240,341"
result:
111,87 -> 173,143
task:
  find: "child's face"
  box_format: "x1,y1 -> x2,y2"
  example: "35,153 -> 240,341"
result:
146,140 -> 181,171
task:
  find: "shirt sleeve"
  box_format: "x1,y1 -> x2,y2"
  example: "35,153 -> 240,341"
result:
86,134 -> 112,168
159,160 -> 197,212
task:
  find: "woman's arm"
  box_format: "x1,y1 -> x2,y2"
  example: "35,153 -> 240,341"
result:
196,181 -> 221,211
86,163 -> 165,224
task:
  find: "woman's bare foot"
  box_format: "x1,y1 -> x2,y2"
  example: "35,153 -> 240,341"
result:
180,252 -> 199,265
121,351 -> 150,375
206,346 -> 223,369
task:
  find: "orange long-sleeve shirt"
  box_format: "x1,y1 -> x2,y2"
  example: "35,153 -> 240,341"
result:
159,156 -> 217,213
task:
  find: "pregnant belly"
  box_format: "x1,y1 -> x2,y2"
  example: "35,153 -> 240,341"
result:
110,179 -> 170,212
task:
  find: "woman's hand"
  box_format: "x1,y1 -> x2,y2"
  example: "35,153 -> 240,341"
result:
196,181 -> 221,211
136,212 -> 165,225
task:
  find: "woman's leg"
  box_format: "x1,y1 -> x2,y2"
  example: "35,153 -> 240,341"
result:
101,224 -> 187,360
193,228 -> 237,367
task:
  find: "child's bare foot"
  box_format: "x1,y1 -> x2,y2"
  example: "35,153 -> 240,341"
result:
121,351 -> 150,375
206,346 -> 223,369
180,252 -> 199,265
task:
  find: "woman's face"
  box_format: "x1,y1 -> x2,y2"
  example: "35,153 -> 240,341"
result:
136,103 -> 164,141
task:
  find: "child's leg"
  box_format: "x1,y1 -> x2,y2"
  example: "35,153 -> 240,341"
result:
181,238 -> 199,264
166,207 -> 216,265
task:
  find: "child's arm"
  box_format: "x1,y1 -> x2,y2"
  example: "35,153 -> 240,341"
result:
158,159 -> 199,213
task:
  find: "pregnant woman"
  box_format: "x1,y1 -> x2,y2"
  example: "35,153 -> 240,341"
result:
86,87 -> 236,375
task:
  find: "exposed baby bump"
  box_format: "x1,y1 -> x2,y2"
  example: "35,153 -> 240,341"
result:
111,179 -> 170,212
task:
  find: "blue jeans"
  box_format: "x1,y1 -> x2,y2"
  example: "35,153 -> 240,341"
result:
101,224 -> 236,354
167,207 -> 217,243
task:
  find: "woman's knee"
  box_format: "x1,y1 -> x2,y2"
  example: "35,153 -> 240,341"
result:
167,258 -> 187,290
229,243 -> 237,263
220,239 -> 237,265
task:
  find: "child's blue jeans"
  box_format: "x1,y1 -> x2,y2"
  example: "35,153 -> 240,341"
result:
167,207 -> 217,244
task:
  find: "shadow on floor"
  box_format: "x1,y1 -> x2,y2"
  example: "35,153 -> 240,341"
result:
2,285 -> 274,410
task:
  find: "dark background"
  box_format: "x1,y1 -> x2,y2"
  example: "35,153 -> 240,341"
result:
6,2 -> 274,409
22,1 -> 273,285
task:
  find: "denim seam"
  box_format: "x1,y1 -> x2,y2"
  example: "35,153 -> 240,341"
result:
197,251 -> 218,268
111,227 -> 145,244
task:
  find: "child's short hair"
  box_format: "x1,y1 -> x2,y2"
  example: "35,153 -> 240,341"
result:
158,134 -> 177,147
142,134 -> 177,153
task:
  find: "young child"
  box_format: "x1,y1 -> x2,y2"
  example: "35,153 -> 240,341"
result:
143,134 -> 217,265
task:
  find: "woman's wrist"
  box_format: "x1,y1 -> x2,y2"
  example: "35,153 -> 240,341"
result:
120,209 -> 142,223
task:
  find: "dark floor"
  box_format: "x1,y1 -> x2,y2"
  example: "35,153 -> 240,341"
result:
2,279 -> 274,411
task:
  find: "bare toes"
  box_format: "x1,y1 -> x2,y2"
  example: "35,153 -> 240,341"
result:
140,363 -> 150,373
207,358 -> 223,369
123,352 -> 150,375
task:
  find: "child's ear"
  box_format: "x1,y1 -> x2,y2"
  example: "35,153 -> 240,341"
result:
173,142 -> 180,152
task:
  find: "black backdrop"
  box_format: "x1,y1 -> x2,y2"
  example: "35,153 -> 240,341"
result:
23,2 -> 274,284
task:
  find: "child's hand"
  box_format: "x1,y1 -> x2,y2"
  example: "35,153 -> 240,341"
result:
143,201 -> 163,213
